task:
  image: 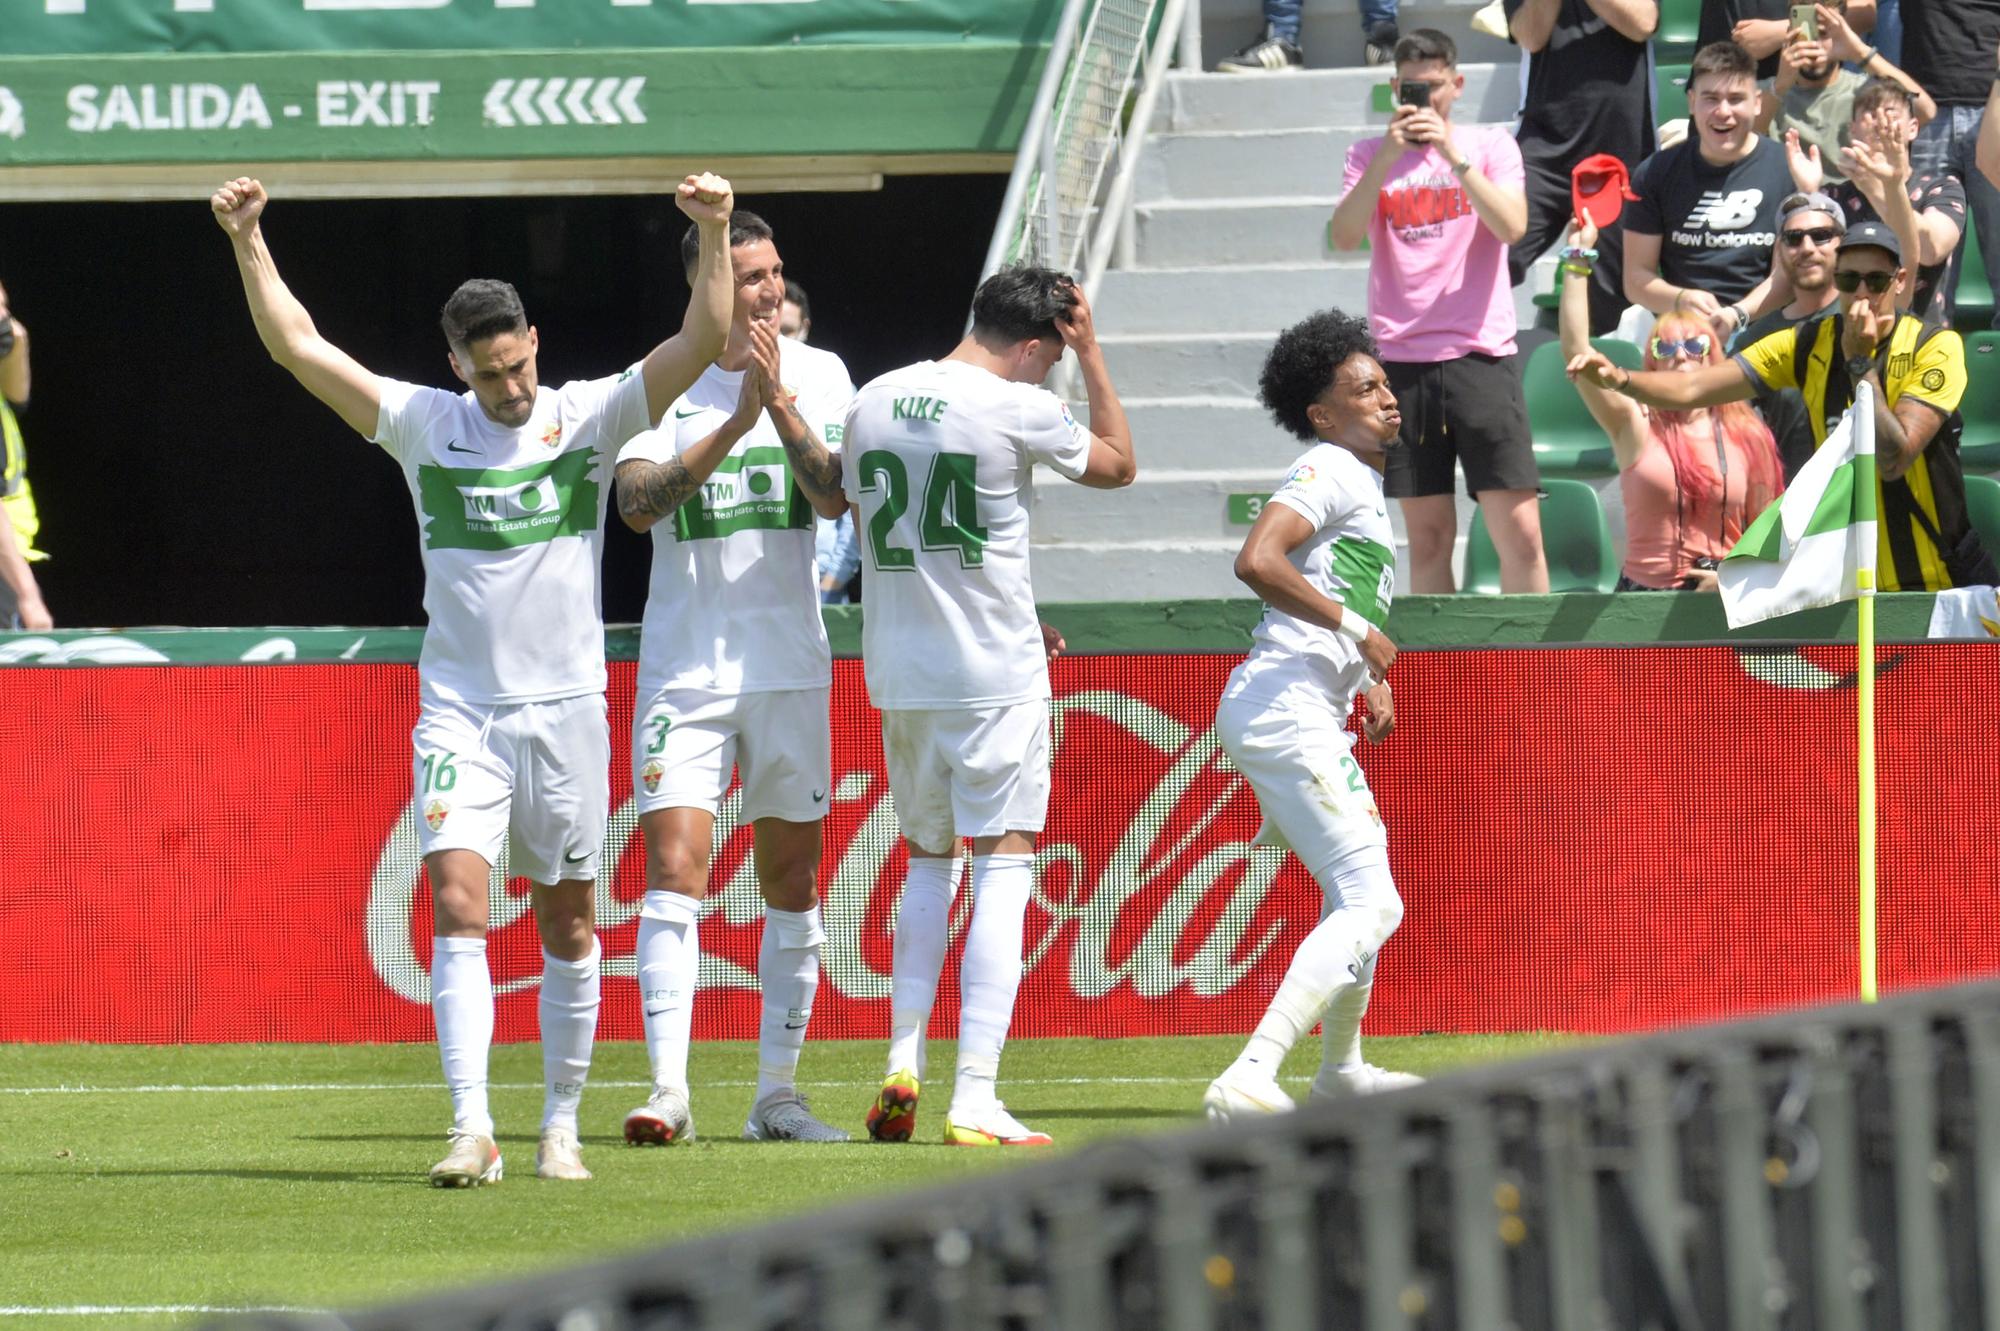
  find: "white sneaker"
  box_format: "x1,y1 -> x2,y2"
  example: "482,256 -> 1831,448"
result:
623,1087 -> 695,1146
535,1126 -> 591,1180
944,1101 -> 1053,1147
1310,1062 -> 1424,1099
428,1129 -> 503,1187
1202,1068 -> 1295,1124
743,1088 -> 852,1142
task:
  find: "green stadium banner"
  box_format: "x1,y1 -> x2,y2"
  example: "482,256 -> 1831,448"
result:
0,1 -> 1061,184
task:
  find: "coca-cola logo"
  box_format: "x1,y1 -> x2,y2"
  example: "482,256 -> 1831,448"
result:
365,686 -> 1302,1012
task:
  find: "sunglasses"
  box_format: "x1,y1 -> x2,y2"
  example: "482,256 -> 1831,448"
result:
1782,227 -> 1841,247
1650,334 -> 1713,359
1832,270 -> 1897,293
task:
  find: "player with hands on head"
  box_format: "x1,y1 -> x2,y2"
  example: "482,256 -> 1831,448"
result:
1203,307 -> 1420,1126
212,170 -> 737,1187
611,209 -> 859,1149
845,265 -> 1133,1150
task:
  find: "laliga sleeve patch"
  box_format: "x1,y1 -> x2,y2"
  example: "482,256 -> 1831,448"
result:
1280,462 -> 1317,491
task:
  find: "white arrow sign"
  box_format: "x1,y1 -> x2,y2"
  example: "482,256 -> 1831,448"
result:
0,88 -> 23,141
483,76 -> 647,129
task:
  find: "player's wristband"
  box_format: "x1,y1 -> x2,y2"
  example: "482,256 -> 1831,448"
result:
1336,609 -> 1376,644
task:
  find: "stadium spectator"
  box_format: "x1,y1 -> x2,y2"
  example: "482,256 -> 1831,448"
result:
613,213 -> 856,1148
1572,220 -> 1996,590
1903,0 -> 2000,321
1701,0 -> 1876,82
1503,0 -> 1658,336
1740,191 -> 1849,477
776,278 -> 862,602
844,266 -> 1135,1149
1795,81 -> 1966,321
211,172 -> 736,1186
1756,3 -> 1933,186
1217,0 -> 1400,71
780,277 -> 811,343
1329,28 -> 1549,594
1623,41 -> 1794,343
0,282 -> 50,631
1202,308 -> 1420,1124
1559,217 -> 1785,590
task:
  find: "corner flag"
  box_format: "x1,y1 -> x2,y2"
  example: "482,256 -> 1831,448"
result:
1718,383 -> 1879,628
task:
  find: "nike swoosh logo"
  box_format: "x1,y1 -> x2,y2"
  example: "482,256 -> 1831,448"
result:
674,408 -> 702,419
812,787 -> 827,803
444,440 -> 475,455
564,850 -> 592,864
783,1020 -> 809,1030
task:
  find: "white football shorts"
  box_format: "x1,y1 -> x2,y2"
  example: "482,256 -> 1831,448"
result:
880,699 -> 1050,853
1216,691 -> 1388,879
631,685 -> 832,824
410,692 -> 611,884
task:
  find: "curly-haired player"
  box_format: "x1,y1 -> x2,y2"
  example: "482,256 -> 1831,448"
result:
1203,308 -> 1424,1123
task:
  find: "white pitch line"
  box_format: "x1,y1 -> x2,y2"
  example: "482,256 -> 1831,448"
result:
0,1308 -> 319,1317
0,1074 -> 1291,1096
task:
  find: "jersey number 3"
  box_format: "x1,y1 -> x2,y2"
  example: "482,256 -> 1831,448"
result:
856,449 -> 988,570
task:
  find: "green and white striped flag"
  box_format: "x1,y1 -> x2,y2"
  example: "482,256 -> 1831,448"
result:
1719,382 -> 1879,629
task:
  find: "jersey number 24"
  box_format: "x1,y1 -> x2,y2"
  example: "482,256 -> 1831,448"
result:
856,449 -> 988,570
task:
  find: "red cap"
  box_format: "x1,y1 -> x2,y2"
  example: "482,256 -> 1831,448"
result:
1571,153 -> 1639,230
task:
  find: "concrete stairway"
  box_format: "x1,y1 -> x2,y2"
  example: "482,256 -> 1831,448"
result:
1031,10 -> 1565,604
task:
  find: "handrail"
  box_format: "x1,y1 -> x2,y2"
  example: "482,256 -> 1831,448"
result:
977,0 -> 1089,284
1081,0 -> 1189,296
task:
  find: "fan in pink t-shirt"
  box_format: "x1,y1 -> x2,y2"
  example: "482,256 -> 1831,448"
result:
1328,27 -> 1549,595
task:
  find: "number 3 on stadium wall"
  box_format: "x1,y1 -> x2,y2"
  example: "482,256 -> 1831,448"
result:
857,449 -> 988,569
419,753 -> 458,793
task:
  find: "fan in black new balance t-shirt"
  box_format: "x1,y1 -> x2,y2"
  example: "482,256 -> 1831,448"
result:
1625,43 -> 1793,342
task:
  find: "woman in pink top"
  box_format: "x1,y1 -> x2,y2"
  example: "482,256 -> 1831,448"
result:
1559,217 -> 1784,591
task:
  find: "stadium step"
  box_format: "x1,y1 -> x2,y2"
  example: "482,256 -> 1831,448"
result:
1095,339 -> 1275,404
1096,264 -> 1371,335
1162,64 -> 1521,134
1130,196 -> 1344,268
1134,127 -> 1379,203
1186,0 -> 1518,75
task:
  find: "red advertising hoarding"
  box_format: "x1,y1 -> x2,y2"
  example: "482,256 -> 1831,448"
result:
6,647 -> 1997,1044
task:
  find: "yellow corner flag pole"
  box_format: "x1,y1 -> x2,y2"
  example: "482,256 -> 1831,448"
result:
1855,383 -> 1879,1003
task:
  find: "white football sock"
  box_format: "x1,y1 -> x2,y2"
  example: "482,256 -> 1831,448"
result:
1320,956 -> 1377,1074
539,937 -> 600,1134
637,889 -> 702,1095
1232,847 -> 1402,1079
432,935 -> 495,1137
887,853 -> 961,1079
952,853 -> 1034,1115
756,905 -> 824,1102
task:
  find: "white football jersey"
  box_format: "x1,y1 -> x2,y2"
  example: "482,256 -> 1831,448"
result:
374,371 -> 652,707
841,358 -> 1091,709
1222,444 -> 1395,713
618,342 -> 855,697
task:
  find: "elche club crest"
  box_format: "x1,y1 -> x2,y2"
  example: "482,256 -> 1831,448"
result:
640,758 -> 665,793
541,421 -> 563,449
423,800 -> 450,832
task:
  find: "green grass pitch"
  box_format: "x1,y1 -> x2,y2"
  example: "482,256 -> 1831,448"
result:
0,1033 -> 1578,1330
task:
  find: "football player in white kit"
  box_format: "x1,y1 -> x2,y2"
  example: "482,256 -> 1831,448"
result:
842,267 -> 1137,1147
211,172 -> 737,1185
1202,309 -> 1425,1123
612,213 -> 855,1146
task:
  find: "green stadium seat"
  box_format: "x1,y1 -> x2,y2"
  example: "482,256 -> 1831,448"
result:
1955,224 -> 1995,333
1521,336 -> 1641,478
1655,0 -> 1702,56
1959,332 -> 2000,470
1656,63 -> 1691,125
1962,474 -> 2000,557
1463,477 -> 1619,595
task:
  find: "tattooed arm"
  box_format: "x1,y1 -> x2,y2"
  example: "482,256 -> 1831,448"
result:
749,319 -> 848,519
615,360 -> 762,533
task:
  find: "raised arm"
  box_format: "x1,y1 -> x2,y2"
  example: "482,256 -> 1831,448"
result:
1509,0 -> 1562,54
0,282 -> 28,406
745,318 -> 846,519
1570,351 -> 1758,411
1584,0 -> 1658,44
615,358 -> 765,533
636,173 -> 736,427
1558,218 -> 1646,466
1057,284 -> 1136,489
210,178 -> 382,438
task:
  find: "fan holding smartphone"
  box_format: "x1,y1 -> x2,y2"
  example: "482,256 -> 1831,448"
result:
1326,29 -> 1549,595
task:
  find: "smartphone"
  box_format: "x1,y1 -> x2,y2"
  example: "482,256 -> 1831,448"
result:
1790,4 -> 1818,41
1398,80 -> 1431,109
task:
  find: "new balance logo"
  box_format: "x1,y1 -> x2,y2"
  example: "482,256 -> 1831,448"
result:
1683,189 -> 1764,231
